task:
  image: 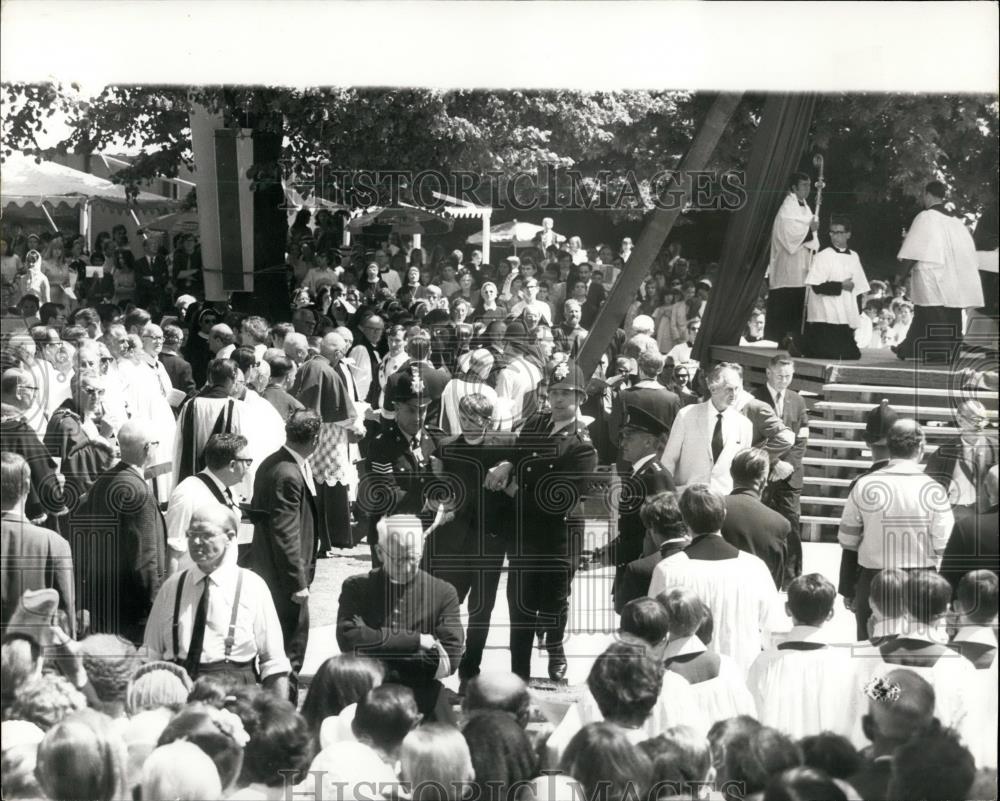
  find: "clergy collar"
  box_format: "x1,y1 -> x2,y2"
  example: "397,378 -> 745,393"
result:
664,635 -> 707,660
952,625 -> 998,646
783,625 -> 833,646
832,247 -> 853,255
895,625 -> 948,646
632,453 -> 658,474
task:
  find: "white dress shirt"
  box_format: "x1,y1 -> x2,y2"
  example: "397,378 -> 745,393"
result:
165,468 -> 242,561
283,444 -> 316,495
143,558 -> 291,680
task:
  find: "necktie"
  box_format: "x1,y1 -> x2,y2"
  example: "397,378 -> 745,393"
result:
186,576 -> 211,675
302,460 -> 316,495
224,486 -> 235,508
775,392 -> 783,418
711,412 -> 724,463
411,435 -> 424,465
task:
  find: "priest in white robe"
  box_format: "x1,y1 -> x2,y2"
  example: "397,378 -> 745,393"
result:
765,172 -> 819,347
894,181 -> 984,360
648,485 -> 777,672
802,216 -> 870,360
747,574 -> 863,740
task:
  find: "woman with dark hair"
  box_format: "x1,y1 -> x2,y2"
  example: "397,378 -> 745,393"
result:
462,710 -> 538,801
300,654 -> 385,748
225,688 -> 314,798
561,722 -> 653,801
762,767 -> 848,801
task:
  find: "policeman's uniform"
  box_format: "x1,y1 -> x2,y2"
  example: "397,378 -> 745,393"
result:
362,368 -> 442,564
498,362 -> 598,681
594,396 -> 676,606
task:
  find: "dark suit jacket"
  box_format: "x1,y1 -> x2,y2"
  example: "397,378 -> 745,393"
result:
1,512 -> 76,635
365,423 -> 440,543
380,359 -> 451,425
722,487 -> 790,588
607,457 -> 676,570
260,385 -> 305,422
159,351 -> 197,396
614,539 -> 687,615
1,404 -> 64,520
752,385 -> 809,488
924,435 -> 998,513
336,567 -> 463,688
939,504 -> 999,591
76,462 -> 167,639
244,448 -> 318,605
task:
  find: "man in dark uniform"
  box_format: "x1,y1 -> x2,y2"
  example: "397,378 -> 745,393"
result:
379,327 -> 450,431
424,393 -> 513,691
592,391 -> 676,607
363,367 -> 444,565
484,361 -> 598,682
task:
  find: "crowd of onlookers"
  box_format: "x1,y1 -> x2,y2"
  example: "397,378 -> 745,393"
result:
1,212 -> 995,801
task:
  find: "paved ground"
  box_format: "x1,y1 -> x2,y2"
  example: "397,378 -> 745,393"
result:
301,531 -> 857,702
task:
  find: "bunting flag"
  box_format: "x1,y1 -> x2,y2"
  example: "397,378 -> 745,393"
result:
189,102 -> 255,299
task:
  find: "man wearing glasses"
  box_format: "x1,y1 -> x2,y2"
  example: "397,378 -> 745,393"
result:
508,277 -> 553,326
165,433 -> 252,575
77,420 -> 167,644
802,215 -> 870,360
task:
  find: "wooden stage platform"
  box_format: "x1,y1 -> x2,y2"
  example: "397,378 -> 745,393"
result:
710,343 -> 998,398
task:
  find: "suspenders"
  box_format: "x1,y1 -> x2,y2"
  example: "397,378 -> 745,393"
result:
171,568 -> 245,663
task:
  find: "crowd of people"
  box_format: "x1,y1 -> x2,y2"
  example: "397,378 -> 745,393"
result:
1,187 -> 997,801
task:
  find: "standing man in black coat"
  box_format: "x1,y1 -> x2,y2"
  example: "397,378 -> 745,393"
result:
754,354 -> 809,584
76,420 -> 167,644
592,390 -> 675,606
158,324 -> 197,398
242,409 -> 321,701
721,448 -> 791,589
484,362 -> 598,682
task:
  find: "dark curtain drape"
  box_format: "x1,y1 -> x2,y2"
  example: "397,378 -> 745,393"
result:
693,93 -> 817,362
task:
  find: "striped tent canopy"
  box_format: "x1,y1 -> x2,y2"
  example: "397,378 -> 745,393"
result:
1,152 -> 177,212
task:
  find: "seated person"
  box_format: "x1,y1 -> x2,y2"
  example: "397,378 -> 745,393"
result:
335,515 -> 463,722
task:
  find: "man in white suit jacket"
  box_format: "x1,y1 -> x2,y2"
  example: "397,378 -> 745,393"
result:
660,363 -> 753,495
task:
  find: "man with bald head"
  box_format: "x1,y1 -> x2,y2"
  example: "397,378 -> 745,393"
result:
839,419 -> 955,639
294,331 -> 357,554
209,322 -> 237,360
462,671 -> 531,729
337,515 -> 463,722
145,505 -> 290,696
78,419 -> 167,643
850,668 -> 937,801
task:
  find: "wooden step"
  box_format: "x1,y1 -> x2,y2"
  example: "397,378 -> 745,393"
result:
805,439 -> 939,454
806,419 -> 972,436
822,383 -> 998,405
803,456 -> 871,469
801,496 -> 847,507
812,401 -> 998,419
801,515 -> 841,526
802,476 -> 854,487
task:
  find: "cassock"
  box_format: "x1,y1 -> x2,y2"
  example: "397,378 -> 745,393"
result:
296,355 -> 355,550
173,387 -> 245,486
648,534 -> 776,672
747,624 -> 863,740
895,205 -> 984,359
803,246 -> 870,360
765,192 -> 818,343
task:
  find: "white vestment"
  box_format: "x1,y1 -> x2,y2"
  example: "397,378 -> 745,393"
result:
240,389 -> 288,499
805,248 -> 870,326
767,193 -> 818,289
120,357 -> 177,500
898,208 -> 984,308
747,625 -> 864,740
665,636 -> 757,725
649,549 -> 776,672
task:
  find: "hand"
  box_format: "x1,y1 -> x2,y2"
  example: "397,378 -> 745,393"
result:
419,633 -> 436,651
809,218 -> 819,232
842,278 -> 855,293
843,596 -> 855,612
485,461 -> 513,491
292,588 -> 309,604
769,460 -> 794,482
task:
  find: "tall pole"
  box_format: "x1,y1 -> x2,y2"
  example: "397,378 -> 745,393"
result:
576,93 -> 743,378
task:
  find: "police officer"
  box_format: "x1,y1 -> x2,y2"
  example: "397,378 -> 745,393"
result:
363,366 -> 444,565
485,361 -> 598,682
592,392 -> 676,608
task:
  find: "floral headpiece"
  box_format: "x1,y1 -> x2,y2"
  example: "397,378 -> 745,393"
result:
206,705 -> 251,747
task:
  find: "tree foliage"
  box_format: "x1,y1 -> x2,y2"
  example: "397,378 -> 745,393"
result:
2,84 -> 996,223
